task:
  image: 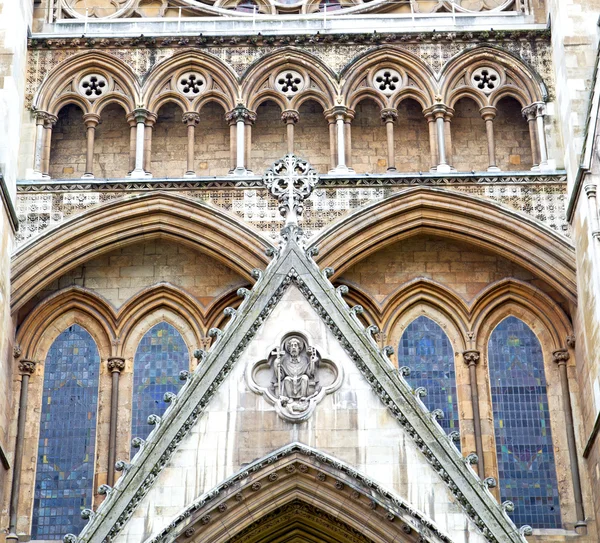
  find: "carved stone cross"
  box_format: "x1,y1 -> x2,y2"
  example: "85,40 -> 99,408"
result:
262,154 -> 319,227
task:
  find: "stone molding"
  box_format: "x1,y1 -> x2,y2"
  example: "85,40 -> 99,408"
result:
18,359 -> 37,376
107,357 -> 126,373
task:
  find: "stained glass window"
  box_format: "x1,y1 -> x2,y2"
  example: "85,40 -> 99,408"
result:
398,316 -> 460,440
489,316 -> 561,528
32,325 -> 100,540
131,322 -> 189,454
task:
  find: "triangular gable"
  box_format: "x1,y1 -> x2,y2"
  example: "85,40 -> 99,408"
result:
70,156 -> 530,543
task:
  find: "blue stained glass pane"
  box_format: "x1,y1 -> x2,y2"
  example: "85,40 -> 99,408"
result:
398,316 -> 460,443
131,322 -> 188,455
32,325 -> 100,540
489,316 -> 561,529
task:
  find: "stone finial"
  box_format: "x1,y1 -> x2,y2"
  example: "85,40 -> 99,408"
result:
107,357 -> 126,373
262,154 -> 319,228
462,350 -> 480,366
18,359 -> 37,375
552,348 -> 569,366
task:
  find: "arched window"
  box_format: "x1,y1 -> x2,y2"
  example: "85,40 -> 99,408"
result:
131,322 -> 189,454
32,325 -> 100,539
398,316 -> 460,439
488,316 -> 561,528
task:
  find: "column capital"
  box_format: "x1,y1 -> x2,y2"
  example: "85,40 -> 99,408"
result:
182,111 -> 201,126
521,103 -> 537,121
33,110 -> 54,126
107,357 -> 126,373
226,104 -> 256,125
133,107 -> 150,124
479,106 -> 497,121
18,359 -> 37,376
380,108 -> 398,123
83,112 -> 101,128
462,350 -> 480,366
325,105 -> 354,122
281,109 -> 300,125
424,103 -> 450,120
552,348 -> 569,366
42,113 -> 58,128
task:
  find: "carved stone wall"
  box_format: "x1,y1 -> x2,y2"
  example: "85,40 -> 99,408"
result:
14,175 -> 569,249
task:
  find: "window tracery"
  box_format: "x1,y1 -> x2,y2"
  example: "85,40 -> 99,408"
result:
488,316 -> 561,529
32,325 -> 100,540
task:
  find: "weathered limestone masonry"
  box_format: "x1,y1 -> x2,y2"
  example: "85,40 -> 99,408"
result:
0,0 -> 29,530
548,0 -> 600,529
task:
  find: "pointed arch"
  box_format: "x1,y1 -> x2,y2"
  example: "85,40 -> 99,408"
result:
341,46 -> 436,111
143,50 -> 238,115
310,188 -> 576,305
440,46 -> 546,109
33,51 -> 139,115
242,49 -> 338,112
145,444 -> 459,543
11,191 -> 273,314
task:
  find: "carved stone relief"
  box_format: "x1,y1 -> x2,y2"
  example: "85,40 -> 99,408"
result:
246,332 -> 343,422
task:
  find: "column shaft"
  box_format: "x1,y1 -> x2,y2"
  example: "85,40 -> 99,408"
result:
536,106 -> 548,166
84,126 -> 96,176
144,125 -> 153,173
427,116 -> 437,170
328,121 -> 336,170
187,124 -> 195,175
107,357 -> 124,487
128,123 -> 136,173
33,120 -> 45,175
463,351 -> 484,476
436,116 -> 447,166
344,120 -> 352,169
7,361 -> 36,541
553,350 -> 585,527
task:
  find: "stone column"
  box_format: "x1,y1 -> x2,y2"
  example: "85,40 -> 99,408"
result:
344,111 -> 354,169
381,108 -> 398,172
182,112 -> 200,177
534,102 -> 549,169
82,113 -> 100,178
327,114 -> 337,171
107,357 -> 125,486
245,114 -> 254,169
326,106 -> 354,174
430,105 -> 452,173
522,104 -> 540,171
130,108 -> 150,179
424,111 -> 438,171
33,111 -> 51,178
462,350 -> 485,476
41,114 -> 58,177
282,110 -> 299,155
6,360 -> 37,543
444,108 -> 454,168
552,349 -> 586,529
143,112 -> 157,175
480,106 -> 499,172
126,114 -> 137,174
226,104 -> 255,176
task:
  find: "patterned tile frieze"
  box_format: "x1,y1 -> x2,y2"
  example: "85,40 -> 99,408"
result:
25,36 -> 553,108
15,175 -> 569,248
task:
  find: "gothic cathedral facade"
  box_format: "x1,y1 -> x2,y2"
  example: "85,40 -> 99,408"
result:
1,1 -> 600,542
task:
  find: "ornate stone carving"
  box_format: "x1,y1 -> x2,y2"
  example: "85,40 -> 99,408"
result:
552,348 -> 569,365
177,72 -> 205,96
470,67 -> 500,94
263,154 -> 319,227
281,109 -> 300,124
107,357 -> 125,373
182,112 -> 201,126
374,68 -> 401,96
78,74 -> 108,100
462,350 -> 480,366
246,332 -> 343,422
18,359 -> 37,375
275,70 -> 305,97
